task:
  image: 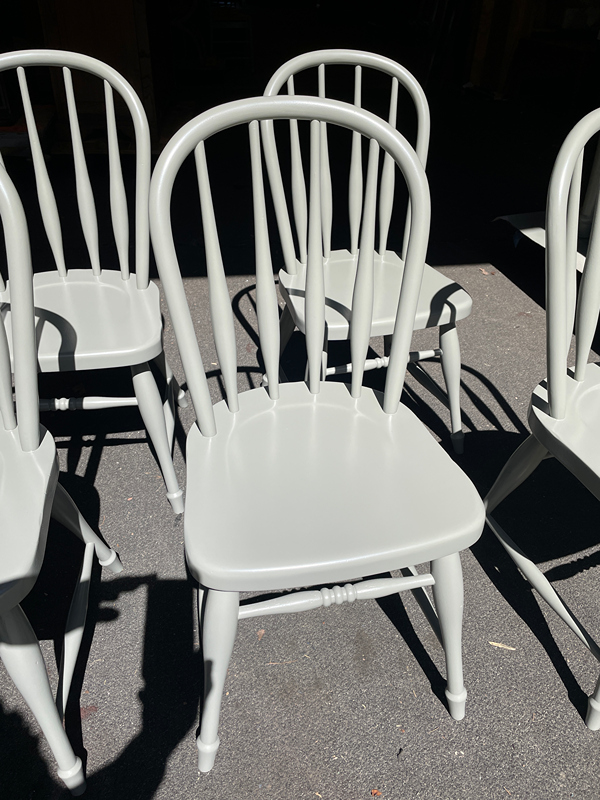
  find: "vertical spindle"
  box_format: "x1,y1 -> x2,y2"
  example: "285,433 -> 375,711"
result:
379,77 -> 398,257
350,138 -> 379,397
105,80 -> 130,279
318,65 -> 332,258
349,66 -> 363,256
287,76 -> 308,264
195,142 -> 239,412
305,120 -> 325,394
261,118 -> 298,276
249,121 -> 280,399
63,67 -> 101,275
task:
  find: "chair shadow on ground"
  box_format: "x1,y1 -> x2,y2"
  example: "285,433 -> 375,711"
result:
79,572 -> 202,799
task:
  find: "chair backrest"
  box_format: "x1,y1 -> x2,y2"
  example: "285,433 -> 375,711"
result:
546,107 -> 600,419
0,50 -> 151,291
149,95 -> 430,435
0,164 -> 40,451
263,49 -> 430,264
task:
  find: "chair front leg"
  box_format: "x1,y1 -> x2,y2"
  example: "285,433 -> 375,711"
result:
197,589 -> 239,773
431,552 -> 467,720
153,351 -> 188,447
0,606 -> 86,795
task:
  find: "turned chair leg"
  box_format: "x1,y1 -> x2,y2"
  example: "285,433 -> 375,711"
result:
197,590 -> 239,773
0,606 -> 86,795
153,352 -> 188,446
431,552 -> 467,720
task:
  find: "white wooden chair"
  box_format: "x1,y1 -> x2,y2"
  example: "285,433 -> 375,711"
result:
485,106 -> 600,730
264,50 -> 473,453
0,162 -> 123,795
149,95 -> 485,773
0,50 -> 184,513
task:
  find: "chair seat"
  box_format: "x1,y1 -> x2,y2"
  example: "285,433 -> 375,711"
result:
530,362 -> 600,500
278,249 -> 472,340
185,381 -> 485,592
0,427 -> 57,613
0,270 -> 163,371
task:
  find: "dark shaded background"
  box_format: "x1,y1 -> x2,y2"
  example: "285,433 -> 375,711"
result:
1,0 -> 599,299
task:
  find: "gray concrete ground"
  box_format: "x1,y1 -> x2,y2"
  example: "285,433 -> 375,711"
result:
3,260 -> 600,800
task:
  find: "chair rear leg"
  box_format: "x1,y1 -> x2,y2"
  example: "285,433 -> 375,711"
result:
439,323 -> 464,454
52,482 -> 123,573
484,434 -> 547,514
197,590 -> 239,773
153,352 -> 188,449
0,606 -> 86,795
131,362 -> 183,514
431,552 -> 467,720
